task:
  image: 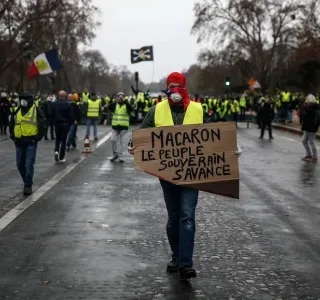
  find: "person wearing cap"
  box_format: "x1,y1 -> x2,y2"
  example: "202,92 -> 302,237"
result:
128,72 -> 202,279
86,92 -> 101,140
108,92 -> 133,162
9,91 -> 47,195
128,72 -> 241,279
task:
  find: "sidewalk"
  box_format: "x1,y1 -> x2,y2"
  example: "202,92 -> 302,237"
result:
272,114 -> 320,140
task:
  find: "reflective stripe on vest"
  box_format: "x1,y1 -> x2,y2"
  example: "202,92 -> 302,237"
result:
14,105 -> 38,138
154,100 -> 203,127
87,99 -> 100,118
111,104 -> 129,127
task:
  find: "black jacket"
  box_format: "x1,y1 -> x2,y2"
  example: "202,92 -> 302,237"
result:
70,101 -> 82,122
301,103 -> 320,133
9,105 -> 47,145
52,99 -> 74,125
259,102 -> 275,121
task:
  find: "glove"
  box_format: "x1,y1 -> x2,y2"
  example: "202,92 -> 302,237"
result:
128,139 -> 135,155
236,145 -> 242,157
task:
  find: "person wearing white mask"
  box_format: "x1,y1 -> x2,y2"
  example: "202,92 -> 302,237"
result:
9,91 -> 47,195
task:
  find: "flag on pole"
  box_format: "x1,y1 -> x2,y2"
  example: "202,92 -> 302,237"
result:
27,49 -> 63,78
130,46 -> 154,64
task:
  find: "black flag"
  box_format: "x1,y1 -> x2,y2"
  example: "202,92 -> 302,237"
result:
130,46 -> 154,64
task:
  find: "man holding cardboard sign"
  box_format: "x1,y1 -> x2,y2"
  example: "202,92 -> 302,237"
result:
128,72 -> 240,279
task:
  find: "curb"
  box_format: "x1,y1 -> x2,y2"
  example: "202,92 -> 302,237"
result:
272,123 -> 320,140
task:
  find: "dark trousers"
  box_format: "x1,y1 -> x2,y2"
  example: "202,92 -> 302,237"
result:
46,118 -> 55,139
0,112 -> 9,134
16,143 -> 37,188
66,123 -> 77,148
54,123 -> 70,160
240,107 -> 246,121
160,180 -> 199,268
260,120 -> 273,138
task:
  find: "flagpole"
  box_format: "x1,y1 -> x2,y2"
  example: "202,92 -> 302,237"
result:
148,60 -> 155,91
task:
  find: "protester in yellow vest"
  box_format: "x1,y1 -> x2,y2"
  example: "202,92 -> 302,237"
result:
86,93 -> 101,140
82,88 -> 90,103
108,92 -> 133,162
9,91 -> 47,195
128,72 -> 203,279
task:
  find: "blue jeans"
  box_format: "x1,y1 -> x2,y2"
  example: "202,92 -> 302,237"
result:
160,179 -> 199,268
16,143 -> 37,188
66,123 -> 78,148
86,119 -> 98,138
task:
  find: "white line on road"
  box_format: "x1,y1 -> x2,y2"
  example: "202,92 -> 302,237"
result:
0,132 -> 112,232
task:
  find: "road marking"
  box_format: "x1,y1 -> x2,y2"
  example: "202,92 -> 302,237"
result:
0,132 -> 112,232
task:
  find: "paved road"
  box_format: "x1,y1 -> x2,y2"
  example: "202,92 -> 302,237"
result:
0,124 -> 320,299
0,126 -> 112,219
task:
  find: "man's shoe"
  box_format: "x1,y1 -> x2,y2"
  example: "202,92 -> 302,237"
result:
59,159 -> 66,163
302,156 -> 312,162
179,267 -> 197,279
119,158 -> 124,163
94,137 -> 98,141
23,187 -> 32,196
312,156 -> 318,162
54,151 -> 59,162
110,155 -> 118,162
167,260 -> 179,273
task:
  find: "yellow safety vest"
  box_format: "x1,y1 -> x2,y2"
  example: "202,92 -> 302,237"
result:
14,105 -> 38,138
112,103 -> 129,127
87,99 -> 100,118
239,97 -> 246,108
282,92 -> 290,102
202,103 -> 209,113
231,100 -> 240,113
82,92 -> 90,102
155,100 -> 203,127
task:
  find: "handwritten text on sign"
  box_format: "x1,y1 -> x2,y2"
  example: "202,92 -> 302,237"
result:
133,123 -> 238,184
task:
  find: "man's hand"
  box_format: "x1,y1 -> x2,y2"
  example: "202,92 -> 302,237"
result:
236,145 -> 242,157
128,139 -> 136,155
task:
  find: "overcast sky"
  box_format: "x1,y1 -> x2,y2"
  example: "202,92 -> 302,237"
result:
91,0 -> 202,83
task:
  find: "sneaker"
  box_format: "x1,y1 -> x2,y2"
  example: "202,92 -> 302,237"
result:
59,159 -> 66,163
302,156 -> 312,162
23,187 -> 32,196
311,156 -> 318,162
54,151 -> 59,162
167,260 -> 179,273
179,267 -> 197,279
119,158 -> 124,163
110,155 -> 118,162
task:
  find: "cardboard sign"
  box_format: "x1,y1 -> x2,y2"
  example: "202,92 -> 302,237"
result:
132,122 -> 239,199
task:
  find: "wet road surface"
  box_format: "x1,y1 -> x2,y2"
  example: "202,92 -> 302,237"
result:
0,124 -> 320,299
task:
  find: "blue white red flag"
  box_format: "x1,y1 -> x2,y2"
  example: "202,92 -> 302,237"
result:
27,49 -> 63,78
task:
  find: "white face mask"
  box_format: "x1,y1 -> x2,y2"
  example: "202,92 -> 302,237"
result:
171,93 -> 182,103
20,99 -> 28,107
